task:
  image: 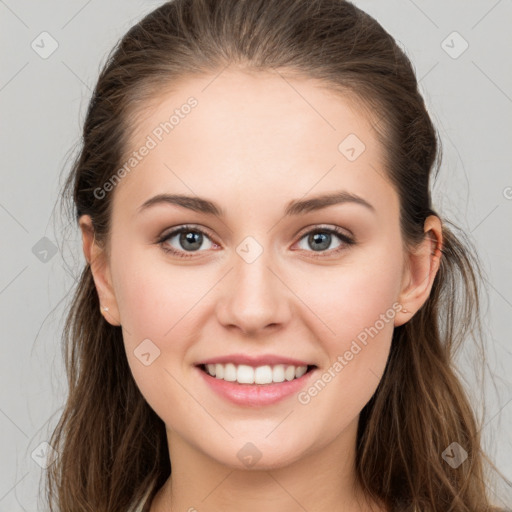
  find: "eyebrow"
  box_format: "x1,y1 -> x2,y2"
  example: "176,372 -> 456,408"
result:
137,191 -> 376,217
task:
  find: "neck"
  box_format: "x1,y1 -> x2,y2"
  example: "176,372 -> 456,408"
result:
149,416 -> 387,512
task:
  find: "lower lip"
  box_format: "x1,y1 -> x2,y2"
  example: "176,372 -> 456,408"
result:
195,366 -> 317,407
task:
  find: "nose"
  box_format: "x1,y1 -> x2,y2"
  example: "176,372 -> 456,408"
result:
215,245 -> 292,336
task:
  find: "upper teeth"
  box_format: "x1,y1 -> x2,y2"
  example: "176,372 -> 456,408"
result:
205,363 -> 308,384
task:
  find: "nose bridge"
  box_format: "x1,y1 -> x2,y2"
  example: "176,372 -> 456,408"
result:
216,233 -> 289,333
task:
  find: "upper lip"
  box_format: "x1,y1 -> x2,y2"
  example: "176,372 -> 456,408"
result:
195,354 -> 316,368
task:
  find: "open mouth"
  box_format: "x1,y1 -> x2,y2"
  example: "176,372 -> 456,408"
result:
197,363 -> 317,385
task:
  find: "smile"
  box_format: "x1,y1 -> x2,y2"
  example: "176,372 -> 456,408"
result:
199,363 -> 315,384
195,363 -> 318,407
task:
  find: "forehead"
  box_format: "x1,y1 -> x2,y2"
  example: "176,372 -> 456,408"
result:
113,69 -> 398,221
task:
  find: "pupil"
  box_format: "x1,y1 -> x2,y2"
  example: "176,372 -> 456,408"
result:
181,231 -> 202,251
310,232 -> 330,251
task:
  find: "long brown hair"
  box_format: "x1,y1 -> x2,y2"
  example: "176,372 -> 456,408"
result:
45,0 -> 510,510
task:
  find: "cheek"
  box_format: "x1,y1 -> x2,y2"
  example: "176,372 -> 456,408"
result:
112,251 -> 203,415
112,246 -> 204,342
292,265 -> 400,434
291,247 -> 402,398
296,248 -> 402,342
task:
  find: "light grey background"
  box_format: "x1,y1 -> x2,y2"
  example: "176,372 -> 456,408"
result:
0,0 -> 511,509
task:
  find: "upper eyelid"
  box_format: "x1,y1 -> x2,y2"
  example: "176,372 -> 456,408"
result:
159,224 -> 216,242
294,224 -> 353,239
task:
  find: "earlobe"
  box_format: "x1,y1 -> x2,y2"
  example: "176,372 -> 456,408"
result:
394,215 -> 443,327
78,215 -> 121,327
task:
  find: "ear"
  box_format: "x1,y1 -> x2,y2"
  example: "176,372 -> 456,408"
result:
394,215 -> 443,327
79,215 -> 121,327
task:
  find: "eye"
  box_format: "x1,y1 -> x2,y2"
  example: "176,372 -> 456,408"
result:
157,225 -> 217,259
294,226 -> 355,258
157,224 -> 355,259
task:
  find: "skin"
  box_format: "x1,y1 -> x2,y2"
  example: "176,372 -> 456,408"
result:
80,68 -> 442,511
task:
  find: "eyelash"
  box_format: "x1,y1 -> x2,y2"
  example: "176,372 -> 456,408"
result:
156,224 -> 355,260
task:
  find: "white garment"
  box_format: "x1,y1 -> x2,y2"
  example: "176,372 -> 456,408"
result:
127,484 -> 153,512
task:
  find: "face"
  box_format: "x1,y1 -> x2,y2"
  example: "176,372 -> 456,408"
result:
88,69 -> 417,470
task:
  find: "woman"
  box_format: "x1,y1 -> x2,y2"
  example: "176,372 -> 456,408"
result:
45,0 -> 510,510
